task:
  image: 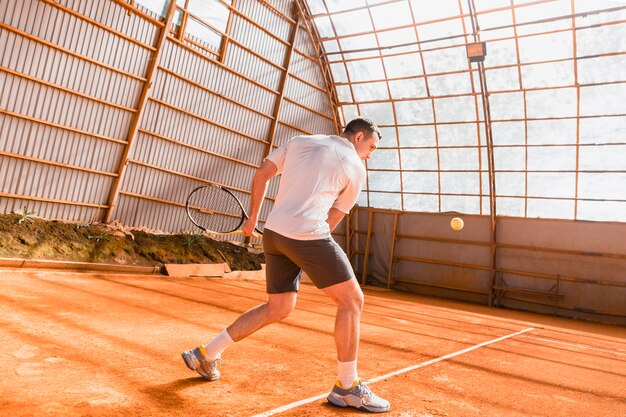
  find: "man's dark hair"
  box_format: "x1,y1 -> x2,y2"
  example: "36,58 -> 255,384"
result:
342,117 -> 382,140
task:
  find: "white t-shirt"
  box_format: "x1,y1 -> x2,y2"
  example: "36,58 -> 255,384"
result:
263,134 -> 366,240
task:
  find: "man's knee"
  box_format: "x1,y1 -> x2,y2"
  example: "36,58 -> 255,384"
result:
266,294 -> 296,321
338,287 -> 364,313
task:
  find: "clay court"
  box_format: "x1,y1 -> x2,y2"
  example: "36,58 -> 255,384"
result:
1,267 -> 624,417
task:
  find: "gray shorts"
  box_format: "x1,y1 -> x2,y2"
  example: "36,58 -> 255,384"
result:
262,228 -> 356,294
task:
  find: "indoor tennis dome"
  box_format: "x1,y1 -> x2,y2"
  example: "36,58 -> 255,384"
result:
0,0 -> 624,325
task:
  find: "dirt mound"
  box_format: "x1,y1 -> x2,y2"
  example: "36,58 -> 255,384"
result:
0,214 -> 263,271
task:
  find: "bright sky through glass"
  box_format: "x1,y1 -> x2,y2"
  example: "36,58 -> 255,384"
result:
306,0 -> 626,222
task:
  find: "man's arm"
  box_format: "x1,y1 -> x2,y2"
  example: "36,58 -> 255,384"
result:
326,207 -> 347,232
242,159 -> 277,237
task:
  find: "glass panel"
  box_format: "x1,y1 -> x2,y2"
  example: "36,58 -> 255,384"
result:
527,199 -> 574,219
335,85 -> 353,102
341,105 -> 359,122
441,195 -> 480,214
395,100 -> 434,124
579,173 -> 626,200
188,0 -> 229,32
484,39 -> 518,68
330,63 -> 349,82
494,146 -> 525,170
575,22 -> 626,56
527,146 -> 576,171
370,2 -> 413,30
527,119 -> 577,145
359,102 -> 395,125
368,171 -> 401,192
378,127 -> 398,148
186,17 -> 222,49
313,16 -> 334,38
404,194 -> 439,212
580,116 -> 626,144
526,88 -> 577,118
433,96 -> 477,123
489,91 -> 525,120
580,84 -> 626,116
486,67 -> 520,92
401,149 -> 439,170
368,149 -> 400,169
496,172 -> 526,197
325,0 -> 366,13
527,172 -> 576,198
306,0 -> 327,14
369,192 -> 402,209
345,58 -> 386,82
440,171 -> 480,194
514,1 -> 572,35
409,0 -> 461,22
383,53 -> 424,78
403,172 -> 439,193
579,145 -> 626,171
352,82 -> 389,101
427,72 -> 473,96
521,61 -> 575,89
437,123 -> 478,147
496,197 -> 524,217
398,125 -> 437,147
578,55 -> 626,85
517,32 -> 573,63
378,28 -> 417,50
388,78 -> 428,99
577,200 -> 626,222
339,34 -> 379,58
422,46 -> 468,73
439,148 -> 479,171
492,122 -> 525,145
135,0 -> 168,17
417,20 -> 466,46
332,9 -> 373,36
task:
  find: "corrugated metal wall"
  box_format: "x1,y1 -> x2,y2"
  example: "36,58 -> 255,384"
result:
351,208 -> 626,325
0,0 -> 337,234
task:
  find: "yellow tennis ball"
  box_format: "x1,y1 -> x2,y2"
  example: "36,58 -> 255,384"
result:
450,217 -> 464,231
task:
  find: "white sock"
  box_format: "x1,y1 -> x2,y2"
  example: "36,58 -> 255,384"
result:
202,329 -> 235,360
337,359 -> 358,388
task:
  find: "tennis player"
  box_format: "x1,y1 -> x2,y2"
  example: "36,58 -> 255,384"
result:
182,117 -> 390,413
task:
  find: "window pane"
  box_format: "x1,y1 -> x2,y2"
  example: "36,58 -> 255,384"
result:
403,172 -> 439,193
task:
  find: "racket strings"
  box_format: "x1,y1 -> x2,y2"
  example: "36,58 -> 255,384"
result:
188,186 -> 243,233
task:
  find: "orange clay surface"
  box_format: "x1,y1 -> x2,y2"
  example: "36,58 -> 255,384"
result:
0,268 -> 625,417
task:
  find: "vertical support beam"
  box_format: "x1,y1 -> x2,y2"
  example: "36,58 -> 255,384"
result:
265,4 -> 300,156
387,212 -> 399,289
361,209 -> 374,286
177,1 -> 189,41
218,0 -> 236,62
104,0 -> 177,223
571,0 -> 581,220
467,0 -> 498,306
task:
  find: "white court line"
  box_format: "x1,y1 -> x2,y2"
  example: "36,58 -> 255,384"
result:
522,334 -> 626,356
250,327 -> 534,417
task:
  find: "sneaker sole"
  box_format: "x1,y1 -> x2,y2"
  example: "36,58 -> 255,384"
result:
181,350 -> 220,381
327,393 -> 389,413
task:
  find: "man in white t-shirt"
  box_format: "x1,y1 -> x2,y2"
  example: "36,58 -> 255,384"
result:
182,117 -> 390,413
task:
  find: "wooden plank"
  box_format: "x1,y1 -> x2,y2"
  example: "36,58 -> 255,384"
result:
164,263 -> 230,277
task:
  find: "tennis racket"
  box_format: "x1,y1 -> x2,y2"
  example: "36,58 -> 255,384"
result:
185,184 -> 262,237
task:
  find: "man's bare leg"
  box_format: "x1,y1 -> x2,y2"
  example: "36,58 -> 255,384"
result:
225,291 -> 298,342
322,278 -> 364,387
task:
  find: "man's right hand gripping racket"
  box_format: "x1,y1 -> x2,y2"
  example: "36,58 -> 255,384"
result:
185,184 -> 263,240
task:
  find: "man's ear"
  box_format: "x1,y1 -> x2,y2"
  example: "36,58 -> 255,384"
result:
354,131 -> 364,143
